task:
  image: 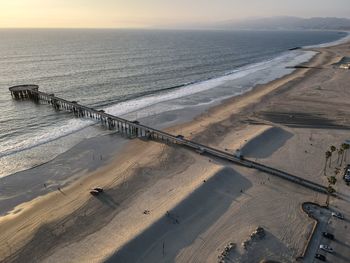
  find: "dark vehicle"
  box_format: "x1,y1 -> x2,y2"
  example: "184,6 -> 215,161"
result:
176,135 -> 184,139
315,254 -> 326,261
93,187 -> 104,193
322,232 -> 334,240
344,175 -> 350,183
332,211 -> 344,220
343,166 -> 350,182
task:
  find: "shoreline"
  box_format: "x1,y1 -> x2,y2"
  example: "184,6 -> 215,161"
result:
0,39 -> 321,214
1,31 -> 343,179
1,39 -> 350,262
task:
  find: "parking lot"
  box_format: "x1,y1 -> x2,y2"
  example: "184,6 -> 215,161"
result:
303,199 -> 350,262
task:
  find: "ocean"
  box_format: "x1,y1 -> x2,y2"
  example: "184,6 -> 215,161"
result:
0,29 -> 348,179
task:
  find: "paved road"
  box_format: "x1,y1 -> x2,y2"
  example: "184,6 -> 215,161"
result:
302,203 -> 331,262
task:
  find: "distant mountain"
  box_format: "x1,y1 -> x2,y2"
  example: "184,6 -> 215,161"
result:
214,17 -> 350,31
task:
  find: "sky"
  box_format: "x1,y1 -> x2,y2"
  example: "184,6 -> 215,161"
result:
0,0 -> 350,28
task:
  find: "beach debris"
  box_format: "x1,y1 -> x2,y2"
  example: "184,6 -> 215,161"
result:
242,240 -> 250,250
289,47 -> 301,51
57,187 -> 67,195
218,242 -> 236,263
143,210 -> 150,215
242,227 -> 266,250
250,226 -> 266,239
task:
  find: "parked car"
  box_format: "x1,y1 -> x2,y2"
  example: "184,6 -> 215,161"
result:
315,254 -> 326,261
320,244 -> 334,253
344,166 -> 350,175
93,187 -> 104,193
332,211 -> 344,220
344,173 -> 350,182
322,232 -> 334,240
344,165 -> 350,178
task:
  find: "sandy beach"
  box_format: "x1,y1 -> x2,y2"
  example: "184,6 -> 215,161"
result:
1,40 -> 350,263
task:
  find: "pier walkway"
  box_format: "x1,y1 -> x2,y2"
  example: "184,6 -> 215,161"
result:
9,85 -> 329,195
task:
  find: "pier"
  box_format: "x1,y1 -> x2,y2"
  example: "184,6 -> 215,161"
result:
9,84 -> 329,194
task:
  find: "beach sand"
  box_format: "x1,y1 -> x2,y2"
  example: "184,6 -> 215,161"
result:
1,41 -> 350,262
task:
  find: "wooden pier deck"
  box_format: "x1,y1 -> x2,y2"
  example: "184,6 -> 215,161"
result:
9,84 -> 329,194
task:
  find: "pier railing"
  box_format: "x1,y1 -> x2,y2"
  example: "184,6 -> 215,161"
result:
9,85 -> 329,194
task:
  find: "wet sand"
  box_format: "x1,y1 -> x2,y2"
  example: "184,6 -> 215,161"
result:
1,41 -> 350,262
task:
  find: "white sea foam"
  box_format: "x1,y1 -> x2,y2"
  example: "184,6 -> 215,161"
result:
0,118 -> 94,158
304,31 -> 350,48
105,49 -> 315,118
0,38 -> 335,159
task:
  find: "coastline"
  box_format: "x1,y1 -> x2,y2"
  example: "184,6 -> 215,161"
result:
0,31 -> 330,179
1,38 -> 350,262
2,31 -> 348,180
0,37 -> 321,213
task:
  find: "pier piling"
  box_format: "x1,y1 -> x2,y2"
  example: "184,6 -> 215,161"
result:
8,84 -> 331,195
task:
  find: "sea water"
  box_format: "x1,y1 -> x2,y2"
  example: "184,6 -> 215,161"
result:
0,29 -> 347,178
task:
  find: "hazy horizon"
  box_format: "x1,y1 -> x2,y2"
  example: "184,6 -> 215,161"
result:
1,0 -> 350,29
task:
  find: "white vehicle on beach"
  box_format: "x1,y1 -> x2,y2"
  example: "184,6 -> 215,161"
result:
320,244 -> 334,253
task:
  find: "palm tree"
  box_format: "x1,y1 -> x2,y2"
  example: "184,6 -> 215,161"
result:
328,176 -> 337,185
334,167 -> 341,177
329,151 -> 333,168
326,176 -> 337,208
341,143 -> 350,164
324,151 -> 329,175
329,146 -> 336,167
337,148 -> 344,165
330,145 -> 336,153
326,185 -> 336,208
324,151 -> 332,175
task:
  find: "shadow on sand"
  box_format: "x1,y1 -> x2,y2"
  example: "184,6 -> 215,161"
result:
105,167 -> 252,263
95,192 -> 120,209
241,127 -> 293,159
